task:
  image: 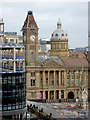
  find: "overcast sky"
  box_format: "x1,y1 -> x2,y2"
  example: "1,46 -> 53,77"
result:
0,2 -> 88,49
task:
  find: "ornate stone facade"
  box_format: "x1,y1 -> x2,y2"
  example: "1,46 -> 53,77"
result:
22,11 -> 88,101
50,19 -> 69,58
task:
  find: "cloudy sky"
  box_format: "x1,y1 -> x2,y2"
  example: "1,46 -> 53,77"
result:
0,2 -> 88,49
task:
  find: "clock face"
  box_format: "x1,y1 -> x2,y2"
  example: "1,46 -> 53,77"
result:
30,35 -> 35,41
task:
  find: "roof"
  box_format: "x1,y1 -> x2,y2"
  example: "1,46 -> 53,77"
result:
22,11 -> 38,30
38,56 -> 65,66
38,52 -> 46,56
38,56 -> 46,63
62,57 -> 88,67
51,19 -> 68,41
69,52 -> 86,58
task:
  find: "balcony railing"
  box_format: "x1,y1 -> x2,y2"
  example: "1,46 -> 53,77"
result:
1,55 -> 24,60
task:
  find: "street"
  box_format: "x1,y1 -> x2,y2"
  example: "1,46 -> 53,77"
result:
26,100 -> 88,119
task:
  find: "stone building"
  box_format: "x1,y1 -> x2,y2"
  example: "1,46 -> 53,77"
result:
22,11 -> 88,101
50,18 -> 69,58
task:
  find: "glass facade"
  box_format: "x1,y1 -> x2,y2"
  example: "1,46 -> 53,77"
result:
2,72 -> 26,111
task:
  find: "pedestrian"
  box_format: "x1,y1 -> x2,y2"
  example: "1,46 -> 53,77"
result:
78,111 -> 80,116
27,104 -> 29,112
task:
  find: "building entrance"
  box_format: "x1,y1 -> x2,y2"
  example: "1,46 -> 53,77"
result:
68,91 -> 74,99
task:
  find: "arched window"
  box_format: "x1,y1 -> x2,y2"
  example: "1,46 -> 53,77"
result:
31,52 -> 33,55
61,33 -> 64,36
55,34 -> 58,36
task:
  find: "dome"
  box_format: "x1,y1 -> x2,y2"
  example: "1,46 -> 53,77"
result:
51,18 -> 68,40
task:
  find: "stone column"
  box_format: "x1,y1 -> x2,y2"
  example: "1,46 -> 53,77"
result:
79,70 -> 82,85
59,71 -> 61,86
36,71 -> 40,88
48,71 -> 50,86
74,70 -> 77,86
43,91 -> 45,99
48,91 -> 50,100
64,90 -> 67,99
59,90 -> 61,99
84,70 -> 87,86
43,71 -> 46,87
54,90 -> 56,99
69,71 -> 72,86
61,71 -> 62,85
54,71 -> 56,86
64,71 -> 67,86
74,89 -> 77,99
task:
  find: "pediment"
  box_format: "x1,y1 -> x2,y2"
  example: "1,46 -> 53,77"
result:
42,59 -> 62,67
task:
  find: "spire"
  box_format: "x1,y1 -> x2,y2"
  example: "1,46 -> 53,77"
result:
22,10 -> 38,30
57,18 -> 62,29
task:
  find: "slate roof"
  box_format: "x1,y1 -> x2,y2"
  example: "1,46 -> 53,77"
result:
62,57 -> 88,67
38,55 -> 88,67
22,11 -> 38,30
69,52 -> 86,57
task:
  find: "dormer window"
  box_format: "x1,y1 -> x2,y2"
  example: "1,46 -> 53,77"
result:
61,34 -> 64,36
55,34 -> 58,36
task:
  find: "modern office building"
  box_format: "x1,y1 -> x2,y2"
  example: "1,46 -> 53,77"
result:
39,38 -> 51,52
0,19 -> 26,120
4,32 -> 23,45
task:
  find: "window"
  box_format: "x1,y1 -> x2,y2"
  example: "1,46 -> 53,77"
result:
77,78 -> 79,85
67,78 -> 69,85
57,43 -> 59,49
31,52 -> 33,55
51,80 -> 54,85
10,39 -> 14,44
57,80 -> 59,85
31,79 -> 33,86
41,78 -> 42,86
16,39 -> 17,43
61,90 -> 64,98
72,78 -> 74,85
61,43 -> 65,49
4,38 -> 8,43
61,34 -> 64,36
67,71 -> 69,75
86,76 -> 88,85
55,34 -> 58,36
31,92 -> 35,98
76,71 -> 79,74
31,79 -> 35,86
86,71 -> 88,75
55,44 -> 57,49
72,71 -> 74,75
33,80 -> 35,86
55,43 -> 59,49
31,72 -> 35,76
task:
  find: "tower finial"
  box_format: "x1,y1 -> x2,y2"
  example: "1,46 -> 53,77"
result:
57,18 -> 62,29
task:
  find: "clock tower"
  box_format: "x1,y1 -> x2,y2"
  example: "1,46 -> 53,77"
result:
22,10 -> 38,66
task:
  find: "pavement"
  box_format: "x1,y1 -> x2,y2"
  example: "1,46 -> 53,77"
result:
26,100 -> 88,119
